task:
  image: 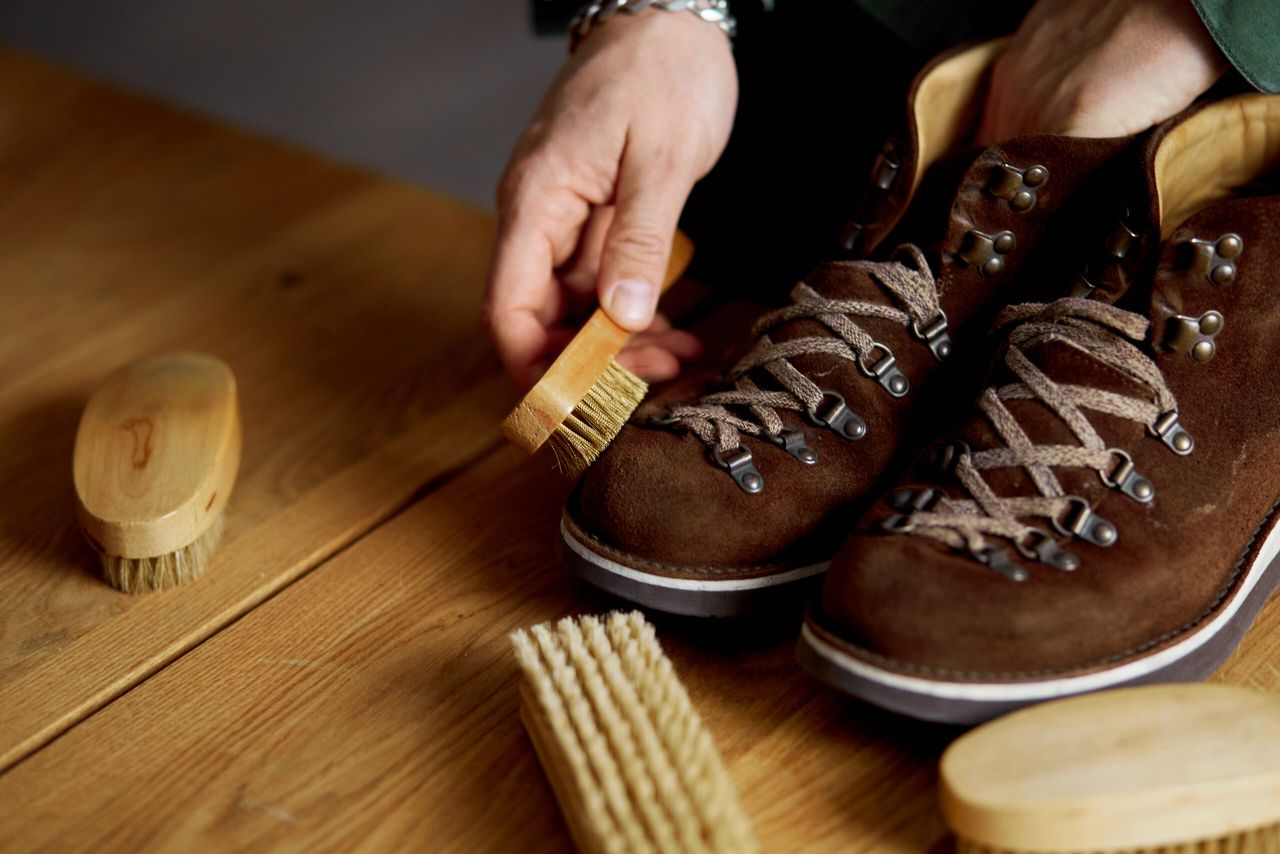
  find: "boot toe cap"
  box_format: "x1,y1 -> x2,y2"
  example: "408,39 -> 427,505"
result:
816,532 -> 1154,678
570,424 -> 850,571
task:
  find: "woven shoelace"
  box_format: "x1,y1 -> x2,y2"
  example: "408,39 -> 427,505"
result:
655,246 -> 946,456
890,297 -> 1187,580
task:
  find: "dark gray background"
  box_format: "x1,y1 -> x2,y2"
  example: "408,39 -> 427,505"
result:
0,1 -> 565,208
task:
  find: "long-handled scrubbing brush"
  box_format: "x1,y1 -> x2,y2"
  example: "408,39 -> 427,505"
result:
501,231 -> 694,479
511,610 -> 756,854
74,352 -> 241,593
940,683 -> 1280,854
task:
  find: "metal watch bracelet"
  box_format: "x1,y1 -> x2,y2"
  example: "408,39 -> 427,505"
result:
568,0 -> 736,52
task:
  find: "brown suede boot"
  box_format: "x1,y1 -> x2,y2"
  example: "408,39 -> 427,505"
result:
799,93 -> 1280,722
560,40 -> 1137,617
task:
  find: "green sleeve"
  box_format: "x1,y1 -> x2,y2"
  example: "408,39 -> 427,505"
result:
1192,0 -> 1280,93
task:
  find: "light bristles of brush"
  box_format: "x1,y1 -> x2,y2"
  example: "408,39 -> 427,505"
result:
93,512 -> 225,594
511,611 -> 757,854
957,822 -> 1280,854
547,360 -> 648,479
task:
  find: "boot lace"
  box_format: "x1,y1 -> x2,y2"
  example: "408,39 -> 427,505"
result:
887,298 -> 1189,580
653,246 -> 948,458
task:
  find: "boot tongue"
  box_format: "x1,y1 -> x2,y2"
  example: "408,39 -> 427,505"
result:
881,144 -> 988,256
1072,127 -> 1168,311
732,144 -> 980,415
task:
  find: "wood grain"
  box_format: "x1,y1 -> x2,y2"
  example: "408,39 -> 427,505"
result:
0,446 -> 956,851
0,47 -> 511,770
4,441 -> 1279,850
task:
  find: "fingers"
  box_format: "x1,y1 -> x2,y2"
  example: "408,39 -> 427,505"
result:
625,325 -> 702,361
615,321 -> 702,382
596,139 -> 692,333
558,206 -> 615,321
615,345 -> 682,383
484,222 -> 556,390
486,149 -> 592,389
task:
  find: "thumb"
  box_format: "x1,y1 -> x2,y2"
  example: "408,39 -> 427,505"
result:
597,151 -> 688,332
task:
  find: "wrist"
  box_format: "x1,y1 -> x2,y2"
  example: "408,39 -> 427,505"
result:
569,0 -> 735,52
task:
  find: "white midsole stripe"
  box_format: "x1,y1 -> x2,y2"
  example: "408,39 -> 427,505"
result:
804,516 -> 1280,703
561,519 -> 829,593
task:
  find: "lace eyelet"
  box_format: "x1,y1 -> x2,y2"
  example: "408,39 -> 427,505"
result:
1015,529 -> 1081,571
768,428 -> 818,465
857,343 -> 910,398
1151,410 -> 1195,455
880,513 -> 915,533
911,311 -> 952,361
1100,449 -> 1155,503
970,543 -> 1029,582
887,487 -> 940,513
639,412 -> 681,429
709,445 -> 764,494
1053,497 -> 1118,548
810,390 -> 867,441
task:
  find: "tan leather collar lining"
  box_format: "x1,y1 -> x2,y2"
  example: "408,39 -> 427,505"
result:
1155,94 -> 1280,238
911,39 -> 1007,195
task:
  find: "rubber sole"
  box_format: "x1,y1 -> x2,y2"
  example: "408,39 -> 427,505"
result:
558,516 -> 828,618
797,511 -> 1280,725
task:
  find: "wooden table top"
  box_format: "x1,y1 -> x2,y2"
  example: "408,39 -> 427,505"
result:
2,48 -> 1279,853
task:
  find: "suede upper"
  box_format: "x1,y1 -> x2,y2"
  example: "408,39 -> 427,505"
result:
813,120 -> 1280,678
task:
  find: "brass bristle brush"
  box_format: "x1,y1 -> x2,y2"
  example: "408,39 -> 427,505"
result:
511,610 -> 757,853
501,231 -> 693,478
940,683 -> 1280,854
74,352 -> 241,593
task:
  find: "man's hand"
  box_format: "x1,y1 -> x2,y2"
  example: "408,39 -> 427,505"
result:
485,11 -> 737,389
978,0 -> 1228,144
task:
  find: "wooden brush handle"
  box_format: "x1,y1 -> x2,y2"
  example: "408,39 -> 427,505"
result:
74,353 -> 242,558
501,231 -> 694,453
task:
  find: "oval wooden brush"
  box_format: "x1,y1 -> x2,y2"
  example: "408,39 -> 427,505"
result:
940,683 -> 1280,854
74,352 -> 241,594
501,230 -> 694,478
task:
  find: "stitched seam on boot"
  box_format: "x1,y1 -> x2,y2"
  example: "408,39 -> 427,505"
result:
563,510 -> 822,578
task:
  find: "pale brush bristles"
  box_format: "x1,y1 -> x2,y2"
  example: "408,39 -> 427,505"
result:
511,611 -> 757,854
548,361 -> 648,479
94,512 -> 225,594
957,821 -> 1280,854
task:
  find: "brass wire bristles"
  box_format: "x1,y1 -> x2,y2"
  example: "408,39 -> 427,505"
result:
511,611 -> 756,854
545,361 -> 649,478
501,231 -> 694,480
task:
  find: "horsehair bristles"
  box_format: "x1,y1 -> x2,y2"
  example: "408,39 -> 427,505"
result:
561,616 -> 686,852
547,361 -> 648,479
512,629 -> 621,849
96,512 -> 225,594
552,617 -> 655,853
609,611 -> 750,853
512,611 -> 757,854
530,622 -> 645,854
581,616 -> 681,852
